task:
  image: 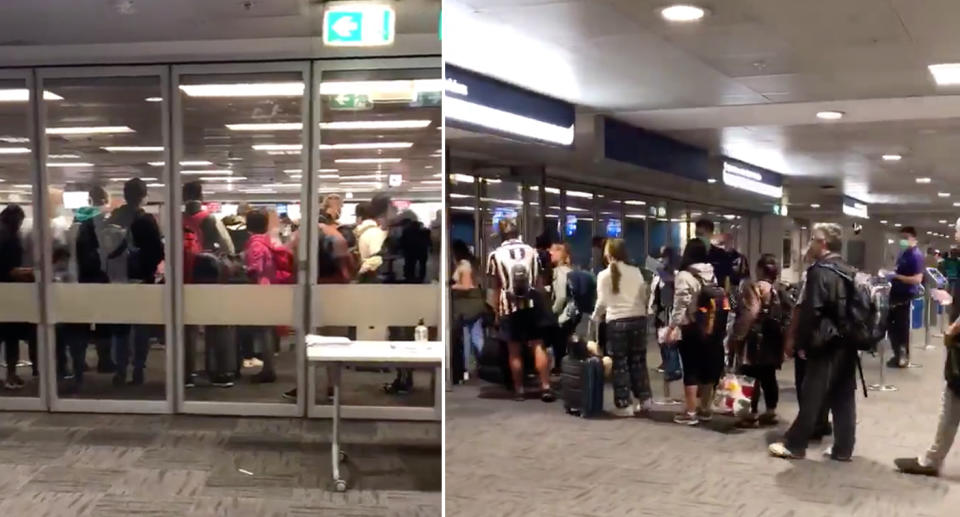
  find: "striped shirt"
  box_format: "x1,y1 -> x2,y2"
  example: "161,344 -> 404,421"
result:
487,239 -> 540,316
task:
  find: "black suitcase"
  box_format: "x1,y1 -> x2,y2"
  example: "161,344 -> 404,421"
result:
561,355 -> 604,417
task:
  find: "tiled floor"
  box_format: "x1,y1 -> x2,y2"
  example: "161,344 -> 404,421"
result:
0,412 -> 440,516
447,336 -> 960,517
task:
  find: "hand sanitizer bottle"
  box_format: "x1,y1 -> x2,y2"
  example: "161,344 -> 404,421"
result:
415,318 -> 428,342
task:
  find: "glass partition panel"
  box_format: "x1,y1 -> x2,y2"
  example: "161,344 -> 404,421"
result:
564,188 -> 594,271
597,194 -> 622,255
623,199 -> 648,269
449,174 -> 477,253
312,64 -> 441,411
177,69 -> 305,407
543,185 -> 562,245
43,74 -> 168,401
0,77 -> 40,399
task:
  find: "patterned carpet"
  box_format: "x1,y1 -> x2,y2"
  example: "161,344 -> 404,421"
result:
447,334 -> 960,517
0,412 -> 440,516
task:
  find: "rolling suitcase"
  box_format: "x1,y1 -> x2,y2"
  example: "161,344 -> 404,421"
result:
561,355 -> 604,417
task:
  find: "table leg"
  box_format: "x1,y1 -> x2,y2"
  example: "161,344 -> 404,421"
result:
331,363 -> 346,492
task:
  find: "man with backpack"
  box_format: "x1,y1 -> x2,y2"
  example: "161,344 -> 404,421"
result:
488,218 -> 554,402
770,223 -> 859,461
183,180 -> 237,388
895,218 -> 960,477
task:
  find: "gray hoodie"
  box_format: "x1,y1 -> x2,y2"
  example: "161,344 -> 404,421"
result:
670,262 -> 716,327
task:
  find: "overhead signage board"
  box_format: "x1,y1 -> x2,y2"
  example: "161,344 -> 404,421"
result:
842,196 -> 869,219
323,4 -> 395,47
722,160 -> 784,199
444,64 -> 575,146
602,117 -> 710,182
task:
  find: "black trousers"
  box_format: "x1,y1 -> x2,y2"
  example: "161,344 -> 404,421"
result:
607,317 -> 652,408
785,346 -> 857,457
795,354 -> 830,433
742,364 -> 778,413
888,302 -> 911,362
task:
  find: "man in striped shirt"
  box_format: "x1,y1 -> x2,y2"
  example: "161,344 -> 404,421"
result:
488,218 -> 555,402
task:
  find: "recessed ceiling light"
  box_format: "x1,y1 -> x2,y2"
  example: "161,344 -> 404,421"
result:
894,223 -> 903,227
179,82 -> 304,98
929,63 -> 960,85
816,110 -> 844,120
660,4 -> 706,22
0,147 -> 30,154
226,122 -> 302,131
880,220 -> 888,224
917,177 -> 932,184
47,162 -> 94,167
102,146 -> 163,152
252,144 -> 302,151
335,158 -> 402,164
882,154 -> 902,161
810,204 -> 821,208
47,126 -> 134,135
0,89 -> 62,102
318,142 -> 413,150
954,202 -> 960,207
940,192 -> 952,197
707,178 -> 717,184
145,97 -> 162,102
940,220 -> 949,224
180,170 -> 233,175
319,120 -> 431,130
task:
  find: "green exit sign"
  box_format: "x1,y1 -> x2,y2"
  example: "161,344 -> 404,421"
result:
330,93 -> 372,111
324,4 -> 395,47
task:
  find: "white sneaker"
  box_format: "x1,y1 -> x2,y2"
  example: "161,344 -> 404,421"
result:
769,442 -> 804,460
611,405 -> 636,417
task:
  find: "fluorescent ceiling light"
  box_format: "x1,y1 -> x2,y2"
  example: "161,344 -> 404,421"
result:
253,144 -> 302,151
954,203 -> 960,207
625,200 -> 646,206
0,136 -> 28,143
340,174 -> 385,180
882,154 -> 902,161
335,158 -> 401,164
147,183 -> 165,187
290,174 -> 303,180
917,177 -> 932,184
929,63 -> 960,85
317,174 -> 339,179
566,190 -> 594,199
0,89 -> 62,102
319,120 -> 431,130
200,176 -> 247,182
0,147 -> 30,154
420,180 -> 442,185
267,150 -> 301,155
940,220 -> 949,224
319,142 -> 413,150
145,97 -> 162,102
880,220 -> 888,224
179,82 -> 304,98
816,111 -> 844,120
723,168 -> 783,198
317,168 -> 338,173
340,181 -> 383,187
226,122 -> 302,131
448,95 -> 573,145
47,162 -> 93,167
239,188 -> 278,194
47,126 -> 134,135
810,204 -> 821,208
284,169 -> 302,174
181,170 -> 233,175
319,79 -> 441,96
180,160 -> 213,167
449,193 -> 470,199
260,183 -> 302,188
660,4 -> 706,22
940,192 -> 952,197
451,174 -> 475,183
49,154 -> 80,159
102,146 -> 163,152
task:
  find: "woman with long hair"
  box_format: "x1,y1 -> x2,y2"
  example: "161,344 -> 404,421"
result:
666,238 -> 724,425
451,239 -> 485,380
591,238 -> 652,417
730,253 -> 788,427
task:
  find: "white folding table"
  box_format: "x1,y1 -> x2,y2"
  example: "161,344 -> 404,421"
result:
306,338 -> 443,491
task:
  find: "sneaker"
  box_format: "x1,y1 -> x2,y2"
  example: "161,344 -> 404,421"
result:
822,446 -> 852,462
211,375 -> 235,388
634,399 -> 653,416
894,457 -> 939,477
540,389 -> 556,403
887,357 -> 905,368
4,375 -> 24,390
758,412 -> 779,427
673,411 -> 699,425
656,363 -> 665,373
611,404 -> 635,417
281,388 -> 297,401
768,442 -> 804,460
184,375 -> 196,389
696,409 -> 713,422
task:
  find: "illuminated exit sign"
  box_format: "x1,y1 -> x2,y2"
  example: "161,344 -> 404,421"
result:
323,4 -> 395,47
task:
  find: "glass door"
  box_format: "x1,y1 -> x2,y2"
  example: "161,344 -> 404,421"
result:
0,71 -> 43,410
309,58 -> 442,420
173,62 -> 309,416
39,66 -> 173,413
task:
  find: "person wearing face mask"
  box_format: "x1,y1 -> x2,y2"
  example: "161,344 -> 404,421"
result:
770,223 -> 857,461
887,226 -> 924,368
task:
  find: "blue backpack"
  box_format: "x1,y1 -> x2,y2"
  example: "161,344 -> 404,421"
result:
566,269 -> 597,318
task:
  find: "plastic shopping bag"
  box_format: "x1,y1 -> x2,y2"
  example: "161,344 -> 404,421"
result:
713,373 -> 755,417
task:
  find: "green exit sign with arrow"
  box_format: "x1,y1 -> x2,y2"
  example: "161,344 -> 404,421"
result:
324,4 -> 395,47
330,93 -> 372,111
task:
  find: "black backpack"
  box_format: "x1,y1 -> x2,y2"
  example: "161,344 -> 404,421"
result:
816,263 -> 887,352
565,269 -> 597,318
508,262 -> 533,302
692,275 -> 731,342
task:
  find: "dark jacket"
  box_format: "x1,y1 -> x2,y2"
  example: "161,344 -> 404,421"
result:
795,253 -> 851,356
0,228 -> 24,282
